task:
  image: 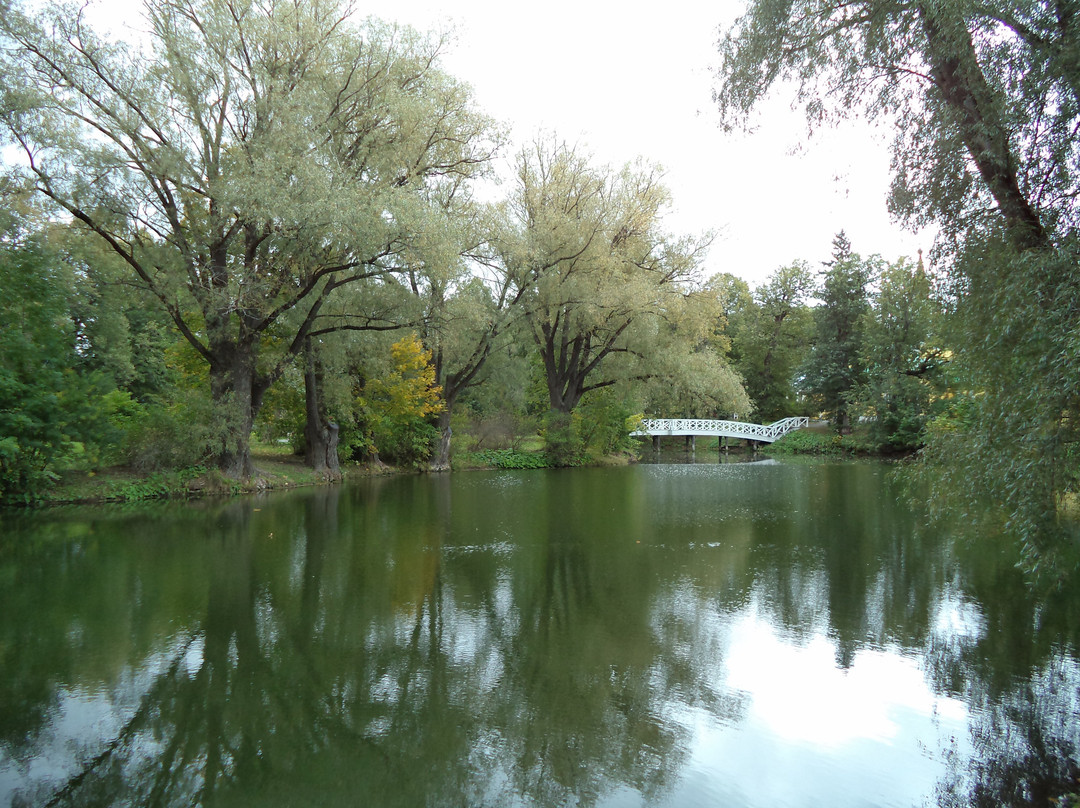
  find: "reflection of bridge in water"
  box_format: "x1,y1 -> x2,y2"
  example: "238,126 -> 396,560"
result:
631,417 -> 809,447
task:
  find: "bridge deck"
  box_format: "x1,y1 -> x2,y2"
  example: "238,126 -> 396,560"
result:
631,417 -> 808,444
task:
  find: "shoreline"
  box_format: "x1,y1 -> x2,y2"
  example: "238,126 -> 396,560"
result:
22,449 -> 636,509
13,431 -> 902,510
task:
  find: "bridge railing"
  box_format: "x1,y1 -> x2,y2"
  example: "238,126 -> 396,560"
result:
630,416 -> 809,443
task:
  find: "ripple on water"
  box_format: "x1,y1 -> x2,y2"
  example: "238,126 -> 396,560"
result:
441,540 -> 517,558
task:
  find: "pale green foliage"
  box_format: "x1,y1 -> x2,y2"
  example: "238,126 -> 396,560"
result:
715,0 -> 1078,249
498,137 -> 749,425
403,199 -> 507,397
703,272 -> 751,357
387,187 -> 516,468
0,0 -> 499,476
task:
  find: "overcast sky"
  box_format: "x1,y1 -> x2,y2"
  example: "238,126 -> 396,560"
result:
363,0 -> 932,288
83,0 -> 931,289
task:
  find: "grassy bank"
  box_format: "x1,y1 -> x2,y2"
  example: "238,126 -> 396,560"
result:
33,429 -> 880,508
35,440 -> 638,507
39,444 -> 395,506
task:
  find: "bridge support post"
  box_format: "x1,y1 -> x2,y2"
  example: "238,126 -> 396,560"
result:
652,435 -> 660,453
685,435 -> 695,455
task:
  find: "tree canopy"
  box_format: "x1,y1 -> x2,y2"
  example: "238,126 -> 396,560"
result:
0,0 -> 499,477
725,261 -> 815,422
715,0 -> 1078,253
498,138 -> 748,422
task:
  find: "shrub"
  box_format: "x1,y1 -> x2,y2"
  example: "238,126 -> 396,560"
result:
470,449 -> 551,470
541,410 -> 585,467
763,430 -> 846,456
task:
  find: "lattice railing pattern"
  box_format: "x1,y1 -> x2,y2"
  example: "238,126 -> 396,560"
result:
631,416 -> 809,443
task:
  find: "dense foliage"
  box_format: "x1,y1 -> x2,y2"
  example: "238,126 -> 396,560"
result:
717,0 -> 1080,575
799,233 -> 874,433
2,0 -> 1075,585
0,0 -> 753,493
0,213 -> 94,502
0,0 -> 499,478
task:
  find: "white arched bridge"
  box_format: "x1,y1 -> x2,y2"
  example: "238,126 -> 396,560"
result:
631,416 -> 809,444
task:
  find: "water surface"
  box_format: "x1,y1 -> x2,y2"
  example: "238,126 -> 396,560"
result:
1,462 -> 1077,806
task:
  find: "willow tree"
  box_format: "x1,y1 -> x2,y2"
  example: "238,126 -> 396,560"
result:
393,184 -> 518,471
421,272 -> 516,471
0,0 -> 497,478
716,0 -> 1079,568
499,138 -> 748,439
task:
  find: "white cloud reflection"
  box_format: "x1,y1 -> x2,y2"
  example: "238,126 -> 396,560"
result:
724,613 -> 968,748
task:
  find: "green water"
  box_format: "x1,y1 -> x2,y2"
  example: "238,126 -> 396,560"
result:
1,461 -> 1077,807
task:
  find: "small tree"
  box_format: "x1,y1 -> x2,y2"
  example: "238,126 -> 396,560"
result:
362,334 -> 444,467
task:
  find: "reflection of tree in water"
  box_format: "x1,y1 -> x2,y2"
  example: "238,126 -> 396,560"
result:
12,500 -> 269,807
5,467 -> 1080,806
936,673 -> 1080,808
930,544 -> 1080,807
684,462 -> 1080,807
483,472 -> 697,807
8,494 -> 367,806
9,474 -> 704,807
774,464 -> 1080,807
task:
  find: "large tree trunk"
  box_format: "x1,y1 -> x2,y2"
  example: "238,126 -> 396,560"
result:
209,342 -> 259,480
543,354 -> 584,415
303,338 -> 342,481
919,5 -> 1048,252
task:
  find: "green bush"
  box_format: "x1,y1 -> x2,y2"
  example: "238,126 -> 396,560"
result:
109,465 -> 210,502
469,449 -> 552,470
0,436 -> 59,505
121,392 -> 222,472
541,410 -> 585,467
763,430 -> 846,456
576,391 -> 639,456
371,416 -> 439,468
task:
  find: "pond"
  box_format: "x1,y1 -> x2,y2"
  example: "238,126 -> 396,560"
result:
1,461 -> 1077,807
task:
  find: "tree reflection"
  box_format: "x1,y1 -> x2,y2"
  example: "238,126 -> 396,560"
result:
2,466 -> 1080,806
489,471 -> 692,805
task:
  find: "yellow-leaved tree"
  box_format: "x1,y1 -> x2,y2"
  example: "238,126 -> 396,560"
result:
362,335 -> 445,466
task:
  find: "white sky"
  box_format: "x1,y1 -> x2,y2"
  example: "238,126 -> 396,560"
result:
81,0 -> 931,289
362,0 -> 932,288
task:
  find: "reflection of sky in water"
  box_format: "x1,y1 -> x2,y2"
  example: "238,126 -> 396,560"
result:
610,596 -> 974,808
4,465 -> 1077,808
0,636 -> 196,806
0,538 -> 1003,808
724,613 -> 968,747
3,594 -> 979,808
